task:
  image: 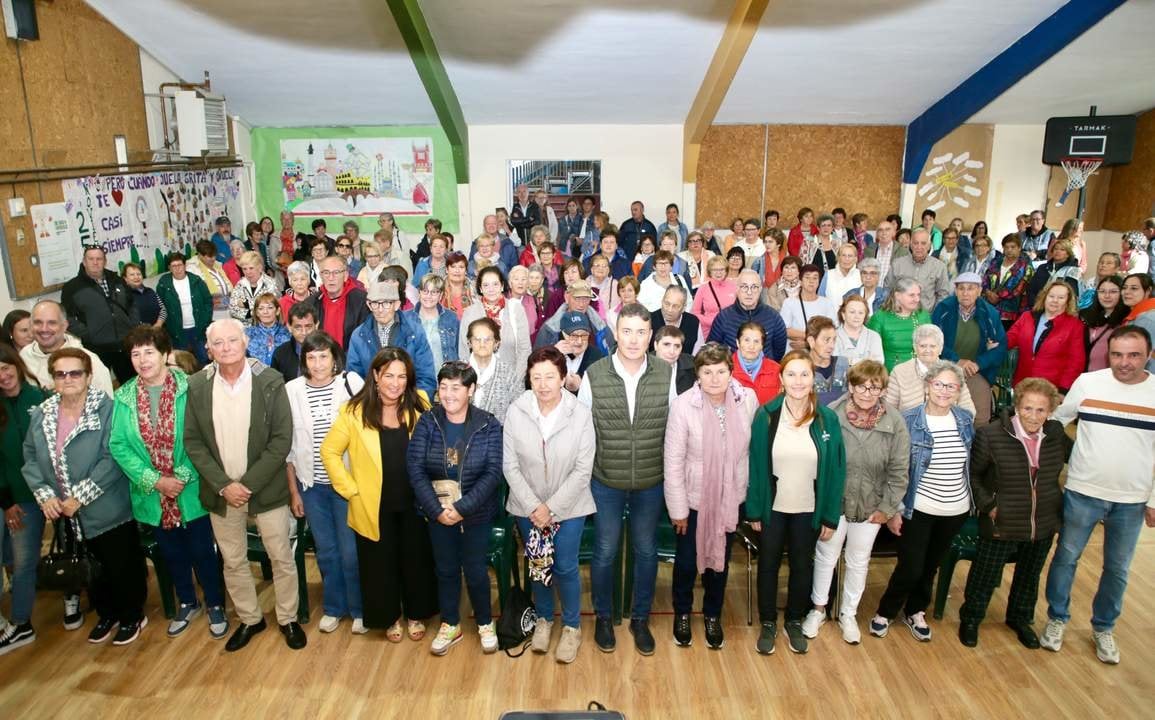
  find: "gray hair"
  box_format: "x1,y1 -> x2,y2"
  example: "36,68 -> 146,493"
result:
507,264 -> 529,281
910,228 -> 931,243
229,239 -> 246,253
923,359 -> 965,388
858,257 -> 881,273
286,260 -> 311,279
700,220 -> 716,231
662,284 -> 689,305
880,276 -> 921,313
816,213 -> 835,226
526,263 -> 546,276
205,318 -> 247,343
530,224 -> 551,242
913,323 -> 945,349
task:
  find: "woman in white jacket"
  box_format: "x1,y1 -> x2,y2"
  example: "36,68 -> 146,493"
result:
664,342 -> 757,650
285,332 -> 365,634
503,346 -> 596,664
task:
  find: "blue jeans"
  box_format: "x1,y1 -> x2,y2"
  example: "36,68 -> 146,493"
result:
4,502 -> 44,625
516,517 -> 584,628
176,328 -> 209,366
152,514 -> 225,609
590,479 -> 664,621
427,521 -> 493,626
1046,489 -> 1146,631
300,482 -> 363,619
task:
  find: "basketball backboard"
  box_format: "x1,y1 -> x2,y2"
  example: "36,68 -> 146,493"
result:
1043,114 -> 1137,165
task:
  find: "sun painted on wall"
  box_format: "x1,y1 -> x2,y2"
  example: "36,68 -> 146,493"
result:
280,137 -> 433,217
918,151 -> 985,212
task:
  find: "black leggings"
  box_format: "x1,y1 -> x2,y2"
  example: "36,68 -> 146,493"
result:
757,511 -> 818,624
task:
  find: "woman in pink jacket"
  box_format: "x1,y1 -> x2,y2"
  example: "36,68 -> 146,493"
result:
691,256 -> 737,343
664,342 -> 758,650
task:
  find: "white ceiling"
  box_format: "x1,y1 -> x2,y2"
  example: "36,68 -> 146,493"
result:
85,0 -> 1154,128
716,0 -> 1070,124
971,0 -> 1155,123
84,0 -> 439,127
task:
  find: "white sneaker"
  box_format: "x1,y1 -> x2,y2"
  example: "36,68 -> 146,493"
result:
801,609 -> 826,639
478,622 -> 498,654
318,615 -> 340,633
531,618 -> 554,654
1040,619 -> 1065,652
430,623 -> 461,656
839,615 -> 861,645
1093,630 -> 1120,664
351,618 -> 368,635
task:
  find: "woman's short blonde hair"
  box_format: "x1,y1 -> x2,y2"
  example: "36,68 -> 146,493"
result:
1031,279 -> 1077,315
706,255 -> 727,274
1014,377 -> 1062,411
238,251 -> 263,269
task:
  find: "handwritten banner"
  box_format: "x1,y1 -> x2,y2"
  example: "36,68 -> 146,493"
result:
61,168 -> 242,275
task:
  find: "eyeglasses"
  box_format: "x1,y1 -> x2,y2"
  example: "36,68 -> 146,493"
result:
851,384 -> 884,395
419,288 -> 443,296
337,243 -> 352,249
320,269 -> 346,278
738,284 -> 761,292
52,369 -> 86,380
931,381 -> 960,392
367,300 -> 397,309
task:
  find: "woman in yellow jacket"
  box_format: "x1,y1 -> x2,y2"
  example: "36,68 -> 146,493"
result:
321,346 -> 438,643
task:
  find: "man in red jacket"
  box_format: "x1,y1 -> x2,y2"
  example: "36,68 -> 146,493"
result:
312,255 -> 368,348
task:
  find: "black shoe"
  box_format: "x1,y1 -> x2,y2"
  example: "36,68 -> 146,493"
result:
279,621 -> 307,650
704,616 -> 724,650
0,622 -> 36,656
112,616 -> 149,646
225,619 -> 267,652
594,616 -> 616,653
958,621 -> 979,647
673,614 -> 692,647
87,617 -> 118,644
784,621 -> 808,654
1006,621 -> 1040,649
756,621 -> 777,655
629,618 -> 655,656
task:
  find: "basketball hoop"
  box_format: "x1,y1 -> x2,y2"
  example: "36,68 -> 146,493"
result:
1055,158 -> 1102,207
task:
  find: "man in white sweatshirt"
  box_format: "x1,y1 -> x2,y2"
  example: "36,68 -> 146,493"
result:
1040,325 -> 1155,665
19,300 -> 114,395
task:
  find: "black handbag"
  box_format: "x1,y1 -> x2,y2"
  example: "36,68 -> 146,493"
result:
36,519 -> 102,592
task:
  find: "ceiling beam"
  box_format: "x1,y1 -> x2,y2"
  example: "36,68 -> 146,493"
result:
902,0 -> 1126,183
386,0 -> 469,181
683,0 -> 771,183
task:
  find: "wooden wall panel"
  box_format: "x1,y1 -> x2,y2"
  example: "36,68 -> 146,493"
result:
1,0 -> 149,298
696,125 -> 765,227
1103,107 -> 1155,230
1045,165 -> 1112,233
696,124 -> 905,231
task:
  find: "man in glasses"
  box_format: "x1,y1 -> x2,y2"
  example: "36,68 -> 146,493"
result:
706,269 -> 787,360
931,272 -> 1007,425
346,284 -> 435,394
310,255 -> 367,349
19,300 -> 114,395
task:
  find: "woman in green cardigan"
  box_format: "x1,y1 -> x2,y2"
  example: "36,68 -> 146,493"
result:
0,344 -> 48,655
867,277 -> 932,370
747,350 -> 846,657
108,326 -> 227,640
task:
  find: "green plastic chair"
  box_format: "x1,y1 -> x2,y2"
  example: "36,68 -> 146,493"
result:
247,516 -> 311,624
138,523 -> 177,619
487,485 -> 517,612
993,348 -> 1019,413
933,516 -> 1017,619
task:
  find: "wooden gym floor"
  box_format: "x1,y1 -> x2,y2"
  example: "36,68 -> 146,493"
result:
1,526 -> 1152,719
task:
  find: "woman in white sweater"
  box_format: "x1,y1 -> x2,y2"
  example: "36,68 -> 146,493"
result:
885,324 -> 976,416
834,296 -> 884,366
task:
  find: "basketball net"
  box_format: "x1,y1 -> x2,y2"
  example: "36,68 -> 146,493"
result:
1055,158 -> 1103,207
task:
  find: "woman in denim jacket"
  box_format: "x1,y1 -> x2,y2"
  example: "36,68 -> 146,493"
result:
871,360 -> 975,643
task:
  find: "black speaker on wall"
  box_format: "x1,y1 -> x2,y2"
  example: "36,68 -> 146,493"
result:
2,0 -> 40,41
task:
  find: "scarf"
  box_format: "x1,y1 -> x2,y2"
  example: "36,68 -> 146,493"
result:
137,372 -> 181,529
525,522 -> 559,587
696,384 -> 748,573
780,278 -> 801,299
737,353 -> 762,382
1011,414 -> 1042,474
845,400 -> 885,430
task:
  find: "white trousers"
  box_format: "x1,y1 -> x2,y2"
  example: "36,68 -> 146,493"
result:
811,515 -> 882,618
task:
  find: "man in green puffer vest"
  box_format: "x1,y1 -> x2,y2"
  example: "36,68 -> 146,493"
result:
578,303 -> 675,657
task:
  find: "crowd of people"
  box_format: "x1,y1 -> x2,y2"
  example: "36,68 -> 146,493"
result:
0,195 -> 1153,671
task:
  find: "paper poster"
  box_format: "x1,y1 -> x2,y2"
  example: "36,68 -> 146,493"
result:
31,202 -> 78,287
915,124 -> 994,228
61,168 -> 242,276
279,137 -> 434,217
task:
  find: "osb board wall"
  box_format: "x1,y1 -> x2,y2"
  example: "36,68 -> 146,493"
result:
696,124 -> 905,230
696,125 -> 765,227
914,124 -> 993,231
1044,165 -> 1111,233
1103,107 -> 1155,229
0,0 -> 149,298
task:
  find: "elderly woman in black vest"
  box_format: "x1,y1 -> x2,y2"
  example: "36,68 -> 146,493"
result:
958,377 -> 1073,649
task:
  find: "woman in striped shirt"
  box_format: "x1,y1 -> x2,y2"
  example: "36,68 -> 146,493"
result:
286,331 -> 365,634
871,360 -> 975,643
